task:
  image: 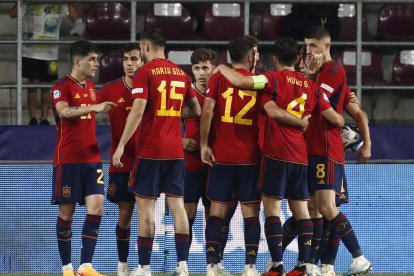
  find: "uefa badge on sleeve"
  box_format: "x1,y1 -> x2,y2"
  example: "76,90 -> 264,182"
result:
53,90 -> 61,99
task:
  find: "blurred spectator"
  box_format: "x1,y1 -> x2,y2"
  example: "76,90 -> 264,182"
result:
68,3 -> 92,37
8,3 -> 89,125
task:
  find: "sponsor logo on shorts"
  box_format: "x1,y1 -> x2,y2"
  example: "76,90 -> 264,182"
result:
108,183 -> 116,196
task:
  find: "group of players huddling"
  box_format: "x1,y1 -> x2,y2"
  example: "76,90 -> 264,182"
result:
50,26 -> 372,276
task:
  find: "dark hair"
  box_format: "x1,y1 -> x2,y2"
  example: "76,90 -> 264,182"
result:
305,25 -> 331,40
273,37 -> 298,67
243,35 -> 259,48
190,48 -> 217,65
228,35 -> 257,63
70,40 -> 99,62
123,43 -> 140,54
140,29 -> 166,48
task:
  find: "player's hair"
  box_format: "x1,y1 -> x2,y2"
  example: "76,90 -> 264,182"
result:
140,29 -> 166,48
243,35 -> 259,48
190,48 -> 217,65
123,43 -> 140,54
299,46 -> 307,63
228,36 -> 257,63
305,25 -> 331,40
70,40 -> 99,62
273,37 -> 298,67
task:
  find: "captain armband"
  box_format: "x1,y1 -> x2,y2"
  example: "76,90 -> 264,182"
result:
251,75 -> 268,90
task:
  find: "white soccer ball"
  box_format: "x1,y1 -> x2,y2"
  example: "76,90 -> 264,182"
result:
341,124 -> 364,152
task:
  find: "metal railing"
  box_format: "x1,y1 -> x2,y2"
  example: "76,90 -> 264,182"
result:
2,0 -> 414,124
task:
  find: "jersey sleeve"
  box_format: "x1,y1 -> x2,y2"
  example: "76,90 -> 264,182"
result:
260,72 -> 275,107
343,85 -> 352,105
184,75 -> 196,101
52,81 -> 70,106
317,66 -> 346,99
132,68 -> 149,100
206,72 -> 220,101
96,83 -> 108,103
315,87 -> 332,112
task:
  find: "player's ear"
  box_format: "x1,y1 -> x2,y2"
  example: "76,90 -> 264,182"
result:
272,56 -> 278,68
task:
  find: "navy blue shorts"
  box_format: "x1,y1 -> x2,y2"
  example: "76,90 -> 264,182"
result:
184,170 -> 210,207
206,164 -> 260,204
308,155 -> 349,205
258,156 -> 309,200
51,162 -> 104,205
107,172 -> 135,203
129,157 -> 185,198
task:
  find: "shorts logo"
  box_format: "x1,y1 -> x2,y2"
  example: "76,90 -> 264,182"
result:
53,90 -> 61,99
62,185 -> 71,197
108,183 -> 116,196
317,179 -> 325,185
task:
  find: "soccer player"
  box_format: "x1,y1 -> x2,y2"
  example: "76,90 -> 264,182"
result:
304,25 -> 372,276
112,29 -> 201,276
281,46 -> 371,276
97,43 -> 143,276
200,36 -> 262,276
51,40 -> 116,276
215,37 -> 344,276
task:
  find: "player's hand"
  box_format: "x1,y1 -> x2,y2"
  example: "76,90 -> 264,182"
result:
112,146 -> 124,168
93,101 -> 117,113
307,53 -> 324,74
183,138 -> 199,152
348,91 -> 360,105
213,64 -> 222,74
200,145 -> 215,166
356,142 -> 371,163
301,114 -> 311,132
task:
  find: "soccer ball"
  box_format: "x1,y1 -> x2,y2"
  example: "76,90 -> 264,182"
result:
341,124 -> 363,152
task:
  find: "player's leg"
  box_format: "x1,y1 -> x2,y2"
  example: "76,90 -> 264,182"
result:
218,200 -> 236,276
316,161 -> 371,276
52,164 -> 80,276
107,172 -> 135,276
237,164 -> 261,276
320,229 -> 339,276
39,60 -> 57,125
164,159 -> 190,276
259,157 -> 286,276
205,165 -> 235,276
285,162 -> 313,276
77,163 -> 106,276
184,170 -> 207,254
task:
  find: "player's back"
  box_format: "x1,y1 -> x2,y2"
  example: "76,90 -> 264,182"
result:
51,75 -> 100,165
207,68 -> 260,164
98,77 -> 137,172
307,60 -> 347,163
261,69 -> 320,164
132,58 -> 194,159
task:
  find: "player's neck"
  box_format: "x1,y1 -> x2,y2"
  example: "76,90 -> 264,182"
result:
69,70 -> 87,84
277,65 -> 295,72
123,76 -> 133,88
195,82 -> 207,94
231,63 -> 250,71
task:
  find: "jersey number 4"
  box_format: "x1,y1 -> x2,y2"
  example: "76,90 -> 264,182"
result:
287,93 -> 307,118
157,80 -> 185,117
221,88 -> 257,126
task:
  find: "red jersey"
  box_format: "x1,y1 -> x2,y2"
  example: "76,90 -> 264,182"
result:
207,68 -> 260,164
261,70 -> 331,164
98,77 -> 137,173
183,83 -> 209,171
132,58 -> 196,159
306,61 -> 347,163
51,75 -> 100,165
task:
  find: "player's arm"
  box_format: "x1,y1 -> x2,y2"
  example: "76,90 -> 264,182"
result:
263,101 -> 309,130
216,64 -> 267,90
113,98 -> 147,167
345,102 -> 371,163
55,101 -> 116,119
320,107 -> 345,127
182,97 -> 201,119
199,97 -> 216,166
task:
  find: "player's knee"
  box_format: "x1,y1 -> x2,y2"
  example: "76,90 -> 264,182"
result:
318,204 -> 338,220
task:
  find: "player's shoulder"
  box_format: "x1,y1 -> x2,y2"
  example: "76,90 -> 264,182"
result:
53,75 -> 71,88
101,77 -> 123,90
321,60 -> 346,77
